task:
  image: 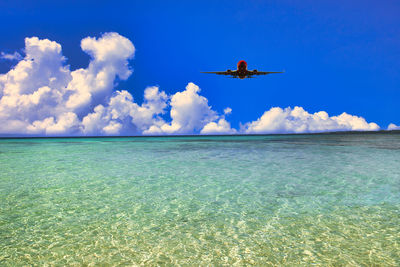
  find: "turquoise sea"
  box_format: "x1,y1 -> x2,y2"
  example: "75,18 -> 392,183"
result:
1,133 -> 399,266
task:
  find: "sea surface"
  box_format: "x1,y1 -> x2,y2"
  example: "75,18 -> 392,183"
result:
0,133 -> 399,266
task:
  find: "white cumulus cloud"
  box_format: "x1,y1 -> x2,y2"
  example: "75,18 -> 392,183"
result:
1,51 -> 23,61
224,107 -> 232,115
201,118 -> 236,134
388,123 -> 400,130
27,112 -> 80,135
243,106 -> 380,134
81,86 -> 168,135
145,83 -> 220,135
65,32 -> 135,112
0,32 -> 136,135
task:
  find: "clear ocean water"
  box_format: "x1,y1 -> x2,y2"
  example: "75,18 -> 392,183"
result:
0,133 -> 399,266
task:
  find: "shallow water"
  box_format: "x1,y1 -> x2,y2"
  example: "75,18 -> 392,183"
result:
1,133 -> 399,265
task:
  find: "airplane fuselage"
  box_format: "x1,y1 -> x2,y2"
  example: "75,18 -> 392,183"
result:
237,60 -> 248,79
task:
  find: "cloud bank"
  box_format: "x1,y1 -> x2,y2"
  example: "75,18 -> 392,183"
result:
243,107 -> 379,134
388,123 -> 400,130
0,32 -> 389,136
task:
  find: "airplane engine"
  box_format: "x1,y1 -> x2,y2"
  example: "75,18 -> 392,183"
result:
253,70 -> 257,73
227,69 -> 232,73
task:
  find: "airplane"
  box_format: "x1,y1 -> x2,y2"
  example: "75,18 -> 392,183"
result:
201,60 -> 284,79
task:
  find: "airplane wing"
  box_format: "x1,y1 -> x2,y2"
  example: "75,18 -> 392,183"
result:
251,70 -> 284,75
201,71 -> 237,76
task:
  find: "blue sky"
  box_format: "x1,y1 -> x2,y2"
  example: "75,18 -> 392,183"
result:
0,0 -> 399,135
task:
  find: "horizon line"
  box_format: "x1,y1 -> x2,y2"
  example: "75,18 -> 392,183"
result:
0,129 -> 399,139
